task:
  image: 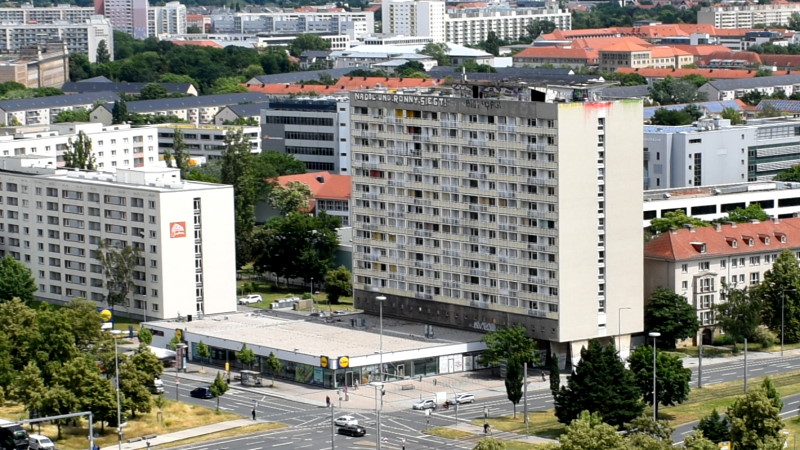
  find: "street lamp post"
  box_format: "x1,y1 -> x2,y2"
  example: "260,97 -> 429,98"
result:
649,332 -> 661,421
375,295 -> 386,450
370,382 -> 384,450
175,343 -> 187,401
618,307 -> 631,357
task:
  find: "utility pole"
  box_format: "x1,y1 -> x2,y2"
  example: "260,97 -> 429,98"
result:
523,364 -> 529,437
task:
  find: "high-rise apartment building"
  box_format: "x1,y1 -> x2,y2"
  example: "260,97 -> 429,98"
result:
383,0 -> 446,42
148,1 -> 187,37
95,0 -> 147,39
0,17 -> 113,63
0,4 -> 95,23
349,84 -> 643,365
698,3 -> 800,29
209,11 -> 374,41
0,158 -> 236,320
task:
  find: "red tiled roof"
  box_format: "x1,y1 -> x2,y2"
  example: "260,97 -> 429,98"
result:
616,67 -> 759,79
513,46 -> 598,61
644,218 -> 800,261
650,46 -> 692,57
699,51 -> 762,66
760,54 -> 800,69
671,45 -> 731,57
572,36 -> 651,49
274,172 -> 351,215
247,76 -> 444,95
169,40 -> 222,48
598,41 -> 650,52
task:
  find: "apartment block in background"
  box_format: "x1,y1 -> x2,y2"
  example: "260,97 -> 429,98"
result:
0,158 -> 236,320
349,83 -> 643,367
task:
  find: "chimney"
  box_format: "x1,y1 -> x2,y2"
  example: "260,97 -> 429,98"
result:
715,223 -> 722,232
670,226 -> 678,235
724,221 -> 736,228
749,219 -> 760,224
683,223 -> 695,231
773,216 -> 780,224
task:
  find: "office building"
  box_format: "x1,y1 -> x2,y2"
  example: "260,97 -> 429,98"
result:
349,83 -> 644,366
644,117 -> 800,190
261,97 -> 351,174
95,0 -> 148,39
0,17 -> 113,63
0,122 -> 159,171
156,123 -> 260,160
0,157 -> 236,320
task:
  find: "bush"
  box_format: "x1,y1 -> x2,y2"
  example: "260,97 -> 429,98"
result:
753,327 -> 777,348
713,334 -> 735,346
302,293 -> 313,300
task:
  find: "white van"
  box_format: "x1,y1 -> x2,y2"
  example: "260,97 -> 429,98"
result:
29,434 -> 55,450
151,377 -> 164,394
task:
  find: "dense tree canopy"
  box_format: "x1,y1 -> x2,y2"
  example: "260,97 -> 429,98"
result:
288,34 -> 331,57
750,249 -> 800,343
644,287 -> 700,347
554,340 -> 644,427
728,387 -> 785,450
650,77 -> 708,105
650,210 -> 710,234
628,345 -> 692,417
715,286 -> 763,343
0,255 -> 38,303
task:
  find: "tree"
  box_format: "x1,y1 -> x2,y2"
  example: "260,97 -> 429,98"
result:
140,83 -> 168,100
395,61 -> 427,78
740,91 -> 764,107
221,128 -> 259,268
681,74 -> 710,89
715,286 -> 763,344
236,343 -> 255,370
644,287 -> 700,347
549,353 -> 560,395
252,212 -> 340,283
63,130 -> 96,170
473,437 -> 506,450
526,20 -> 557,40
789,12 -> 800,30
723,203 -> 769,224
96,40 -> 111,64
721,106 -> 744,125
54,108 -> 90,123
210,371 -> 229,411
761,376 -> 783,411
69,54 -> 92,82
624,415 -> 674,445
628,345 -> 692,418
727,387 -> 785,450
478,326 -> 538,418
650,210 -> 710,234
196,341 -> 211,373
268,181 -> 312,215
684,431 -> 721,450
95,241 -> 141,310
265,352 -> 281,387
164,128 -> 190,176
138,327 -> 153,346
483,31 -> 501,56
288,34 -> 331,57
419,43 -> 451,66
252,151 -> 306,181
40,384 -> 79,439
554,340 -> 644,427
649,76 -> 708,105
558,410 -> 630,450
650,108 -> 694,126
111,99 -> 128,124
209,77 -> 248,94
776,165 -> 800,182
695,408 -> 730,443
324,266 -> 352,304
0,255 -> 37,302
8,361 -> 45,417
759,103 -> 784,118
750,250 -> 800,343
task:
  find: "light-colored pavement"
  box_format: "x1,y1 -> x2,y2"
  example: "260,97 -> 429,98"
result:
100,419 -> 253,450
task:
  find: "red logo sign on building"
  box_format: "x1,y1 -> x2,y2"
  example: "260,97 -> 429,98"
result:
170,222 -> 187,238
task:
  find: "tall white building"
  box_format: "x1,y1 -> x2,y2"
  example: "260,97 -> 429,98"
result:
0,4 -> 95,23
0,157 -> 236,320
0,122 -> 159,171
349,83 -> 643,365
381,0 -> 570,45
0,16 -> 113,63
209,11 -> 374,41
148,1 -> 187,37
698,4 -> 800,29
383,0 -> 446,42
95,0 -> 147,39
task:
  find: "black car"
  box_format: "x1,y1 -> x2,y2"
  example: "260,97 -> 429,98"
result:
190,387 -> 213,399
337,425 -> 366,437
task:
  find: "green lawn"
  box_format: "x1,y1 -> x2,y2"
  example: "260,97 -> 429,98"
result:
235,280 -> 355,311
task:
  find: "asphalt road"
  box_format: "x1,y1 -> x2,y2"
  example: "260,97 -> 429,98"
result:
161,353 -> 800,449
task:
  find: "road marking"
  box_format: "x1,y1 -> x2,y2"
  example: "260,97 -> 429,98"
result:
271,443 -> 293,447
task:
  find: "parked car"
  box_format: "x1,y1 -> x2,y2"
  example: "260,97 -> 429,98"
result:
238,294 -> 263,305
450,393 -> 476,404
28,434 -> 55,450
333,415 -> 359,427
190,387 -> 214,399
337,425 -> 366,437
412,399 -> 437,410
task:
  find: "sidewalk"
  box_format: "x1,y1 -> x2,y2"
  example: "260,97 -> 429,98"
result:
99,419 -> 253,450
